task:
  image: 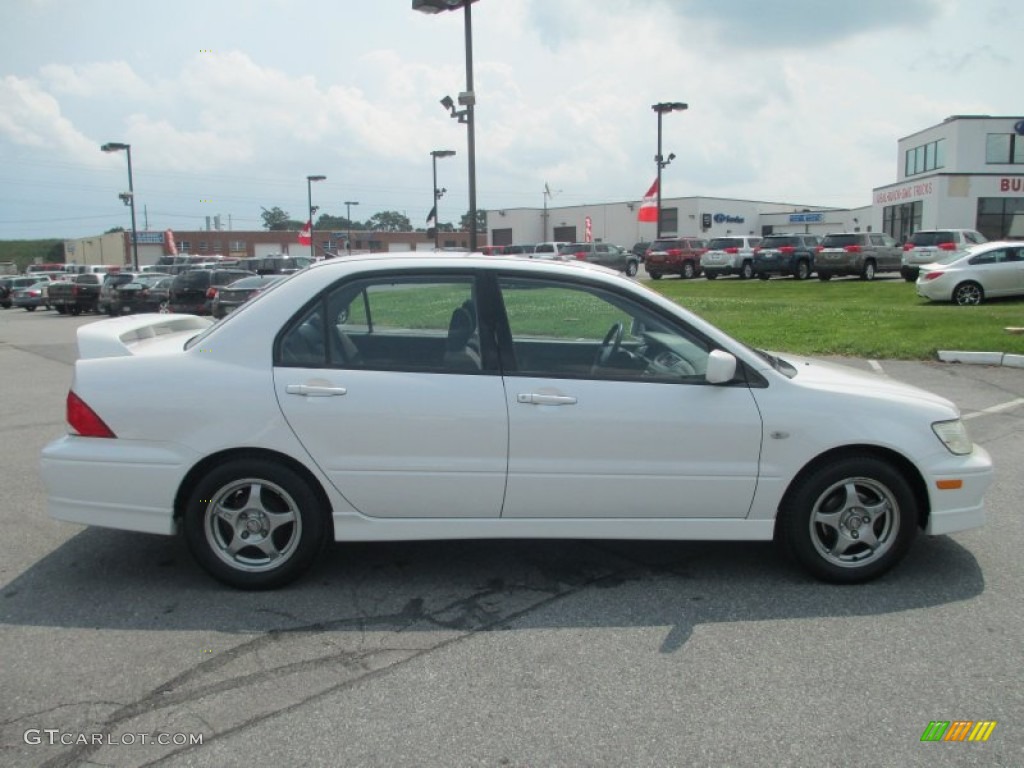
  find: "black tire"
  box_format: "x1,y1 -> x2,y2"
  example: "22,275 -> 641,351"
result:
648,272 -> 662,280
25,306 -> 36,312
70,306 -> 81,316
183,458 -> 327,589
706,272 -> 718,280
56,305 -> 67,315
758,274 -> 770,281
818,272 -> 832,281
625,261 -> 638,277
681,261 -> 696,279
861,260 -> 876,281
953,281 -> 984,306
777,455 -> 918,583
795,260 -> 810,280
740,261 -> 754,280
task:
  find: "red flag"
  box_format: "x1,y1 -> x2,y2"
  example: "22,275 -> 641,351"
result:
584,216 -> 593,243
637,178 -> 659,222
298,220 -> 312,246
163,229 -> 178,256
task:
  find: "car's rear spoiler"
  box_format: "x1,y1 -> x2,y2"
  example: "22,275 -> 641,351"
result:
77,314 -> 213,359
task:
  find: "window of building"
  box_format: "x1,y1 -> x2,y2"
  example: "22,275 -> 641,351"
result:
883,200 -> 923,243
905,138 -> 945,177
977,197 -> 1024,240
178,241 -> 190,253
985,133 -> 1024,165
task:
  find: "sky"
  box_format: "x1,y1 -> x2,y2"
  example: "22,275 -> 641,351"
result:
0,0 -> 1019,239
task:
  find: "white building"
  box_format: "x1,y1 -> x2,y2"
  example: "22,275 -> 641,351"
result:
872,115 -> 1024,241
486,115 -> 1023,248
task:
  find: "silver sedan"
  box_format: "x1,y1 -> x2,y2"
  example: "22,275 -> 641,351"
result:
915,241 -> 1024,305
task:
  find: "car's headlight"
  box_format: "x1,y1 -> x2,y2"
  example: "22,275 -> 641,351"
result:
932,419 -> 973,455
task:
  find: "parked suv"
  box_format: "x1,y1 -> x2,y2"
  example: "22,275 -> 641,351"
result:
815,232 -> 902,281
700,236 -> 763,280
531,242 -> 568,260
900,229 -> 987,282
558,243 -> 640,276
753,234 -> 819,280
168,268 -> 252,315
644,237 -> 707,280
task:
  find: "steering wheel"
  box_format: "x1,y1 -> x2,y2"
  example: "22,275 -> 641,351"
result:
592,321 -> 624,372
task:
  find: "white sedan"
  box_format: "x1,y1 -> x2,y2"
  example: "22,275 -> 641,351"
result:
915,240 -> 1024,305
41,254 -> 992,589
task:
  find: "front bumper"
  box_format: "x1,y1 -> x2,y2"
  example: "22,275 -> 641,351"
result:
922,444 -> 993,535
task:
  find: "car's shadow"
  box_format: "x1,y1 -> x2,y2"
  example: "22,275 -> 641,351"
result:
0,528 -> 984,653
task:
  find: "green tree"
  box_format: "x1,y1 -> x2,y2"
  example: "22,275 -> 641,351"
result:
460,209 -> 487,232
367,211 -> 412,232
260,206 -> 302,231
104,226 -> 125,234
315,214 -> 362,231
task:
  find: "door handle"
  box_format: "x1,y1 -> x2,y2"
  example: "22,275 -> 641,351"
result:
286,384 -> 348,397
517,393 -> 577,406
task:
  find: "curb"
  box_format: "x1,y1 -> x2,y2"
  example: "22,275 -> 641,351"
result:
937,351 -> 1024,369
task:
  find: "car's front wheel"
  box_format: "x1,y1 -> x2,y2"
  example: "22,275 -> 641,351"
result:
777,455 -> 918,583
953,281 -> 984,306
740,261 -> 754,280
625,261 -> 638,277
861,260 -> 877,281
648,272 -> 662,280
681,261 -> 696,279
184,459 -> 327,589
795,260 -> 810,280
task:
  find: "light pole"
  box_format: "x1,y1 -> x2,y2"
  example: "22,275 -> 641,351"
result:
306,175 -> 326,260
100,142 -> 139,270
651,102 -> 688,239
430,150 -> 456,250
344,200 -> 359,254
414,0 -> 478,251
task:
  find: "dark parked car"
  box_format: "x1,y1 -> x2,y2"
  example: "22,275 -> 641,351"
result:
210,274 -> 285,319
111,275 -> 175,314
815,232 -> 902,280
99,272 -> 161,314
558,243 -> 640,276
2,276 -> 50,309
11,280 -> 52,311
753,234 -> 820,280
630,241 -> 651,262
168,269 -> 251,315
644,237 -> 707,280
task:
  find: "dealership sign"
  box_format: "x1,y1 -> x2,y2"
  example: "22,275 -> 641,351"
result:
789,212 -> 824,223
874,181 -> 934,205
713,213 -> 745,224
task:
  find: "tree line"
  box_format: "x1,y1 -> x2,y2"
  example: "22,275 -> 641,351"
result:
260,207 -> 485,233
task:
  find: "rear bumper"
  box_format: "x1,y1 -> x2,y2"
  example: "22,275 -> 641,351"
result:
40,435 -> 195,536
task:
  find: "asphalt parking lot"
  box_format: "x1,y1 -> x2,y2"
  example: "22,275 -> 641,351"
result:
1,307 -> 1023,768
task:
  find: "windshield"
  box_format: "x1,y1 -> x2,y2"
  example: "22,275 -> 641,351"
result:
909,231 -> 955,246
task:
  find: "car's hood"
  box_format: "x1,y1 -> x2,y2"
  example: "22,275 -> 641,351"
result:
780,354 -> 958,416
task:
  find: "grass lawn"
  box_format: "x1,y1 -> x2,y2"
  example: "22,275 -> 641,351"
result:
648,275 -> 1024,360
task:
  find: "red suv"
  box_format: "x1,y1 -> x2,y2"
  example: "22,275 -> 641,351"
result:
644,237 -> 708,280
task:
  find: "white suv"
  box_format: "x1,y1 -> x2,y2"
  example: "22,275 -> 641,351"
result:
701,236 -> 762,280
531,242 -> 569,260
900,229 -> 987,281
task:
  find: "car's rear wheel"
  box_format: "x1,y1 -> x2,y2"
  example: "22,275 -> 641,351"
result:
861,260 -> 877,281
795,260 -> 810,280
25,306 -> 36,312
625,261 -> 638,277
740,262 -> 754,280
681,261 -> 696,279
777,456 -> 917,583
953,281 -> 984,306
184,459 -> 327,589
648,272 -> 662,280
706,271 -> 718,280
818,272 -> 832,281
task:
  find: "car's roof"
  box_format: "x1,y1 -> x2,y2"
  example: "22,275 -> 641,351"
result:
308,251 -> 621,274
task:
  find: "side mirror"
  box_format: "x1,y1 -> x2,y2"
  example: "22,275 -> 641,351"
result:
705,349 -> 737,384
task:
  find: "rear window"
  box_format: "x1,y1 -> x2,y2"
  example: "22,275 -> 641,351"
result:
762,236 -> 799,247
175,271 -> 211,289
821,234 -> 864,247
650,240 -> 681,251
707,238 -> 743,250
909,231 -> 955,246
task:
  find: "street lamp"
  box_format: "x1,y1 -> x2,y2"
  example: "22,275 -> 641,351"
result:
651,101 -> 688,239
307,175 -> 326,260
100,142 -> 139,270
344,200 -> 359,254
414,0 -> 479,251
430,149 -> 456,250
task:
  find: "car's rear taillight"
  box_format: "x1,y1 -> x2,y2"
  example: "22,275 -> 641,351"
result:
903,242 -> 914,251
667,249 -> 682,256
71,285 -> 80,296
922,271 -> 944,281
753,247 -> 762,254
206,287 -> 218,299
574,252 -> 587,260
67,391 -> 116,438
779,246 -> 795,254
844,245 -> 862,253
724,247 -> 738,254
938,242 -> 956,251
814,245 -> 824,253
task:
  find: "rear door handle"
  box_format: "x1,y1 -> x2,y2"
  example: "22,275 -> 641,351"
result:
517,393 -> 577,406
286,384 -> 348,397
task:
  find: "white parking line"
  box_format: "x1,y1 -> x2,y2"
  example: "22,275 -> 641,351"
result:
868,359 -> 886,376
963,398 -> 1024,420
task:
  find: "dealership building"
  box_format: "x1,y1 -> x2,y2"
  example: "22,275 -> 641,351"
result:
486,114 -> 1024,248
61,115 -> 1023,267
